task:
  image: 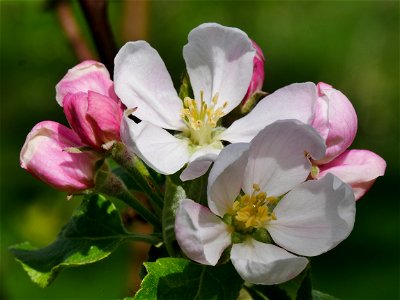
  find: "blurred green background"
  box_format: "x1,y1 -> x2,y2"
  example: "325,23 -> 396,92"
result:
0,1 -> 399,299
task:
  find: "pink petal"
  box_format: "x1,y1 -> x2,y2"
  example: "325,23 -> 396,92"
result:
243,120 -> 326,197
56,60 -> 117,106
318,149 -> 386,200
312,82 -> 357,163
175,199 -> 231,265
268,173 -> 355,256
20,121 -> 98,192
121,115 -> 190,175
220,82 -> 317,143
114,41 -> 184,130
242,40 -> 265,103
207,143 -> 250,217
183,23 -> 255,115
86,91 -> 123,143
63,92 -> 98,148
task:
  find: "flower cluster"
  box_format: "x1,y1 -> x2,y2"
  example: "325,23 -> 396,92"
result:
19,23 -> 386,287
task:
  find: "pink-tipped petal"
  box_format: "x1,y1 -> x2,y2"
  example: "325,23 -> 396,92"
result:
56,60 -> 117,106
220,82 -> 317,143
114,41 -> 184,130
207,143 -> 250,217
183,23 -> 255,114
312,82 -> 357,163
180,147 -> 220,182
121,115 -> 190,175
318,149 -> 386,200
243,120 -> 326,197
175,199 -> 231,266
231,240 -> 308,285
268,173 -> 355,256
20,121 -> 98,192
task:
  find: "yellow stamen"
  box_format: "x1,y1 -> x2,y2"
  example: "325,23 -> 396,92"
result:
181,91 -> 228,146
231,184 -> 277,231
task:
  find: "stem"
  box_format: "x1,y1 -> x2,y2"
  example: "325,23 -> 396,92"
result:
78,0 -> 117,74
111,142 -> 164,212
126,233 -> 161,245
95,168 -> 161,229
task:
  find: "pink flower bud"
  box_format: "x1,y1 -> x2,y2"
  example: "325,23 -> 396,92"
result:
20,121 -> 99,193
241,40 -> 265,105
56,60 -> 124,149
317,150 -> 386,200
56,60 -> 118,106
63,91 -> 123,150
311,82 -> 357,164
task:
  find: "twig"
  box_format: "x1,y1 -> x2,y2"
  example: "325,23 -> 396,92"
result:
78,0 -> 117,75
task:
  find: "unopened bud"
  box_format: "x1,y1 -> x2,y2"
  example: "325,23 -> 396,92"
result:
241,40 -> 266,114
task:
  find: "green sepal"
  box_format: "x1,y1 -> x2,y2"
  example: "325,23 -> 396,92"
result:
9,194 -> 160,288
178,71 -> 192,100
240,91 -> 267,114
134,258 -> 243,300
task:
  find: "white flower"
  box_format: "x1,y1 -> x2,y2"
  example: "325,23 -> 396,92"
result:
175,120 -> 356,285
114,23 -> 317,180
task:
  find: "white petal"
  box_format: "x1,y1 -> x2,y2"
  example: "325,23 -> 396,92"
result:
179,147 -> 220,181
220,82 -> 317,143
243,120 -> 325,196
268,173 -> 356,256
183,23 -> 255,114
114,41 -> 184,130
175,199 -> 231,265
207,143 -> 250,217
121,115 -> 189,175
231,240 -> 308,285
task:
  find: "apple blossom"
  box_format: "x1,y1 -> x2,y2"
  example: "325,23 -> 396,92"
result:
56,60 -> 124,150
311,82 -> 386,200
20,121 -> 100,193
115,23 -> 317,180
175,120 -> 355,285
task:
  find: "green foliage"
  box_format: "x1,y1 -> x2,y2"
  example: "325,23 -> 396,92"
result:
9,194 -> 160,288
134,258 -> 243,300
311,290 -> 338,300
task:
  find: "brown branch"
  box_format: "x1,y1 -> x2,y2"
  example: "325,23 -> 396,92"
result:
78,0 -> 118,75
54,0 -> 95,61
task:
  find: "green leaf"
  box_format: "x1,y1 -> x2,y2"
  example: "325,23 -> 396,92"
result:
312,290 -> 338,300
134,258 -> 243,300
162,174 -> 209,256
9,194 -> 160,287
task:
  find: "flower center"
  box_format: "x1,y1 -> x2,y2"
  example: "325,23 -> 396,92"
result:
231,184 -> 277,232
180,91 -> 227,146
